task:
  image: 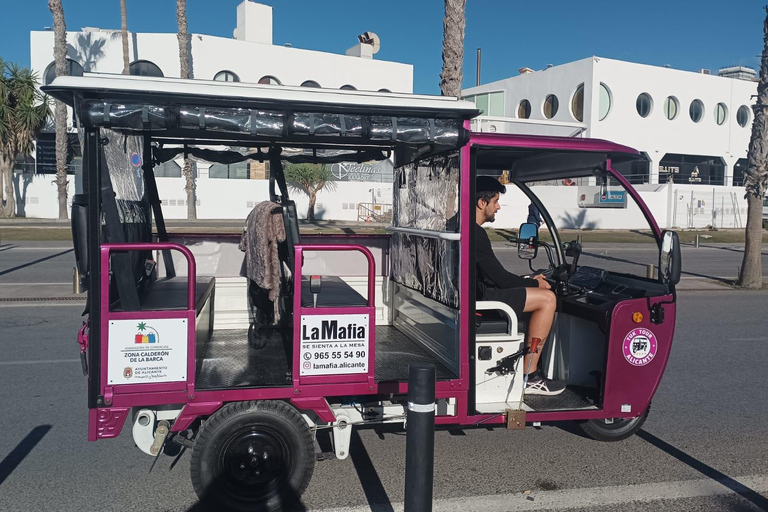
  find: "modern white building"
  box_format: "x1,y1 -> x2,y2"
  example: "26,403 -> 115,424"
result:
19,1 -> 410,219
462,56 -> 757,188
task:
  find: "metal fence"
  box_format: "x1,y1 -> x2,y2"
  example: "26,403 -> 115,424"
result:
671,188 -> 747,229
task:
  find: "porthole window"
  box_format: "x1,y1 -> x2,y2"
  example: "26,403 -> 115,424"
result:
636,93 -> 653,118
340,84 -> 357,90
300,80 -> 321,88
43,59 -> 84,85
258,75 -> 281,85
737,105 -> 751,127
715,103 -> 728,125
129,60 -> 164,77
689,99 -> 704,123
598,83 -> 612,121
214,70 -> 240,82
663,96 -> 679,120
571,83 -> 584,122
378,88 -> 392,93
543,94 -> 559,119
518,99 -> 531,119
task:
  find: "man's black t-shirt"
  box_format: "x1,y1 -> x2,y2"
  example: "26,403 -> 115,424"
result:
475,222 -> 537,299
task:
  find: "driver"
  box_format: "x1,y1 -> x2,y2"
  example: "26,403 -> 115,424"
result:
475,176 -> 565,396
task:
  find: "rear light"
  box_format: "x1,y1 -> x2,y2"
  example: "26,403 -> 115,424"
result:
632,312 -> 644,324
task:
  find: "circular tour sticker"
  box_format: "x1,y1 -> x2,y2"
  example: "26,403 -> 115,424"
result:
623,328 -> 658,366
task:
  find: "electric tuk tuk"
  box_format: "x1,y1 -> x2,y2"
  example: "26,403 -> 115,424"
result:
45,74 -> 681,511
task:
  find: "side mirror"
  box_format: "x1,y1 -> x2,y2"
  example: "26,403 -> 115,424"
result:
517,222 -> 538,260
660,230 -> 682,286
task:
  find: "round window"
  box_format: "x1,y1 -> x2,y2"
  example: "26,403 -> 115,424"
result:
258,75 -> 282,85
598,83 -> 612,121
663,96 -> 679,120
636,93 -> 653,118
737,105 -> 751,127
689,100 -> 704,123
518,99 -> 531,119
44,59 -> 84,85
715,103 -> 728,125
214,70 -> 240,82
300,80 -> 321,88
571,84 -> 584,122
543,94 -> 559,119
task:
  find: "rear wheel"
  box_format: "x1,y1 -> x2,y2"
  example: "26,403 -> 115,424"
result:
191,401 -> 315,512
579,406 -> 649,442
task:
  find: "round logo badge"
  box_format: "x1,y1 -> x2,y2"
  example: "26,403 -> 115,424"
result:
623,328 -> 658,366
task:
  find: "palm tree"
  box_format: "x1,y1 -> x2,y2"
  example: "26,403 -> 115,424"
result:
439,0 -> 466,98
284,163 -> 336,220
737,6 -> 768,289
0,60 -> 51,217
48,0 -> 69,219
177,0 -> 197,219
120,0 -> 129,74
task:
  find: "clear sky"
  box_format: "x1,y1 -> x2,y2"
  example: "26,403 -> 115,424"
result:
0,0 -> 764,94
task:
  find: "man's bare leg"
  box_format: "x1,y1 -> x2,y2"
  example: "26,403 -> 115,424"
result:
522,288 -> 556,373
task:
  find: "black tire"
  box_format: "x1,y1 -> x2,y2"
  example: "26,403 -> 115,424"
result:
579,406 -> 650,442
191,401 -> 315,512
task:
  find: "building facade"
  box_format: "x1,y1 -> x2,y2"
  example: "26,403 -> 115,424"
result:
462,57 -> 757,187
19,1 -> 410,218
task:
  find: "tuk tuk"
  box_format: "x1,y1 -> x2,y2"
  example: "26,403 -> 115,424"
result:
44,74 -> 681,511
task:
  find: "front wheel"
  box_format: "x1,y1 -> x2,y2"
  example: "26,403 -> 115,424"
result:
579,406 -> 649,442
191,401 -> 315,512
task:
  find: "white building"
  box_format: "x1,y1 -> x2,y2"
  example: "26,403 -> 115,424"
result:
462,56 -> 757,187
20,1 -> 410,219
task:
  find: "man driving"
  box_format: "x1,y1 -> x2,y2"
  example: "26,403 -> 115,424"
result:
475,176 -> 565,396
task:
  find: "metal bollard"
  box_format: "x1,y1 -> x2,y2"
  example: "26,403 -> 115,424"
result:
73,267 -> 83,295
646,264 -> 655,279
694,235 -> 700,248
576,234 -> 583,245
404,363 -> 436,512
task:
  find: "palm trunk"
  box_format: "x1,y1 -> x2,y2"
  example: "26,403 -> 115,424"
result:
55,100 -> 68,219
177,0 -> 190,79
439,0 -> 467,98
49,0 -> 68,219
120,0 -> 129,74
737,6 -> 768,289
0,153 -> 14,217
307,191 -> 316,220
182,159 -> 197,219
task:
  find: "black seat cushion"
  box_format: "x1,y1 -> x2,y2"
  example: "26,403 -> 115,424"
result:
301,276 -> 367,308
115,276 -> 215,314
475,309 -> 528,335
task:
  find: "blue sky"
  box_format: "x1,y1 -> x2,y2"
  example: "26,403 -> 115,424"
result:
0,0 -> 764,94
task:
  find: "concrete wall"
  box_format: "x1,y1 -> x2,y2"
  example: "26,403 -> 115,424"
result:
18,169 -> 749,232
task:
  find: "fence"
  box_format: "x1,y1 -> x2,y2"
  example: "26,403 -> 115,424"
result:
671,188 -> 747,229
357,202 -> 392,223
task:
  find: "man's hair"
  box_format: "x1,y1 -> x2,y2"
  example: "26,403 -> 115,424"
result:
475,176 -> 506,206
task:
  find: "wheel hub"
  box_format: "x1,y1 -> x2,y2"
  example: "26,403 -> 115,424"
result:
222,429 -> 289,489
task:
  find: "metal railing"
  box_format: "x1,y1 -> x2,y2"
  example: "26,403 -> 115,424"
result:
357,202 -> 392,223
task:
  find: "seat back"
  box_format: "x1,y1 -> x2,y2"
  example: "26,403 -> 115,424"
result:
71,193 -> 89,281
282,200 -> 301,273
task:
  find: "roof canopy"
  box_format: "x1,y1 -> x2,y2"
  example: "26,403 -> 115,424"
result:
43,75 -> 479,158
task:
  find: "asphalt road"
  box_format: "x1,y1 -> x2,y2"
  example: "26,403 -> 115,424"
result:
1,241 -> 768,511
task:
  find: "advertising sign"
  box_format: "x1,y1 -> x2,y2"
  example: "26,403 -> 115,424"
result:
300,314 -> 370,376
577,186 -> 627,209
107,318 -> 188,385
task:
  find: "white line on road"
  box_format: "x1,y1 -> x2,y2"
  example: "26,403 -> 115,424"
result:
0,247 -> 73,251
0,359 -> 80,366
318,474 -> 768,512
0,282 -> 71,285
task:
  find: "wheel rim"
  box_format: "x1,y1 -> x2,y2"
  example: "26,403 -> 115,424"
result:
218,425 -> 293,500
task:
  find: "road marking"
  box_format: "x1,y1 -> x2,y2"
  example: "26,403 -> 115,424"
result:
317,474 -> 768,512
0,247 -> 74,251
0,359 -> 80,366
0,303 -> 84,308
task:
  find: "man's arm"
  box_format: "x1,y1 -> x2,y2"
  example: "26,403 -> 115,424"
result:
476,225 -> 538,289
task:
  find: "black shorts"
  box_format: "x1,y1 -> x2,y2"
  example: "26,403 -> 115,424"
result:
480,286 -> 527,319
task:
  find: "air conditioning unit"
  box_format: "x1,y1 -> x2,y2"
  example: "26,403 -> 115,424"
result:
699,69 -> 711,75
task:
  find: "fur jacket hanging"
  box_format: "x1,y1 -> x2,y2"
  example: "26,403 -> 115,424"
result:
239,201 -> 286,322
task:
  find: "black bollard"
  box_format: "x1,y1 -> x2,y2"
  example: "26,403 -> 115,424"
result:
404,363 -> 436,512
